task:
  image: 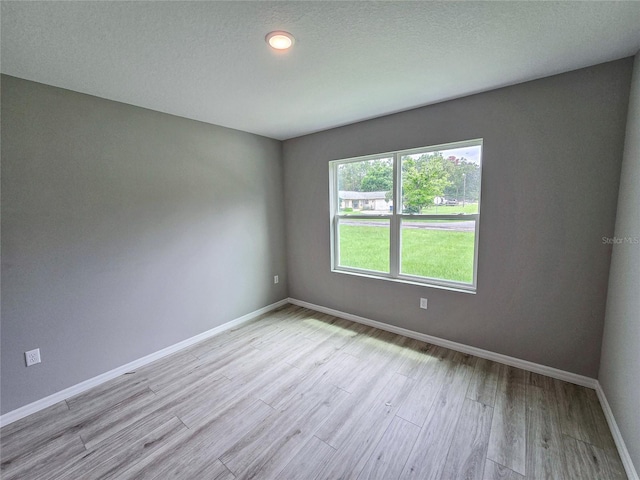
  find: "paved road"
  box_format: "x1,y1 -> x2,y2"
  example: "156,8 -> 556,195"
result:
341,219 -> 475,232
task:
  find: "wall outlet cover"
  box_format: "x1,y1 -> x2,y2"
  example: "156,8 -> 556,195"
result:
25,348 -> 41,367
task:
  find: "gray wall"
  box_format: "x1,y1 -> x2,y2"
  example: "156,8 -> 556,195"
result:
599,53 -> 640,473
283,59 -> 633,378
1,75 -> 288,414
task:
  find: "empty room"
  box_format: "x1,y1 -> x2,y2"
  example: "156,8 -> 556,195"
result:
1,2 -> 639,479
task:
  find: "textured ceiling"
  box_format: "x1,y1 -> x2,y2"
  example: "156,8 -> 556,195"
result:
2,1 -> 640,140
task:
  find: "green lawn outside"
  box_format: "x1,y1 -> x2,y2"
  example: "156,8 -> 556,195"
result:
339,224 -> 390,273
339,225 -> 475,283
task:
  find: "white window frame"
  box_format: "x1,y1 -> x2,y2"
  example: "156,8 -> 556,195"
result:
329,138 -> 483,293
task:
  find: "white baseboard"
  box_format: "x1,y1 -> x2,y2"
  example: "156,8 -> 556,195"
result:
0,298 -> 289,428
595,382 -> 640,480
288,298 -> 598,389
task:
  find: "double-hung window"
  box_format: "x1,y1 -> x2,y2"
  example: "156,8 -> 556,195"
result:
329,139 -> 482,292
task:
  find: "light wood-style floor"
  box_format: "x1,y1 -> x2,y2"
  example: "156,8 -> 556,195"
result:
0,304 -> 627,480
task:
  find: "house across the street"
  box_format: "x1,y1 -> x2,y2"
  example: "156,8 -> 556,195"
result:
338,191 -> 390,212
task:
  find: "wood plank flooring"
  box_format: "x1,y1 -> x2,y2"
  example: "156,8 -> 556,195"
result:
0,304 -> 627,479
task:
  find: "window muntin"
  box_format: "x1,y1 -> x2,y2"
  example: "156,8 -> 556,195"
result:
330,139 -> 482,292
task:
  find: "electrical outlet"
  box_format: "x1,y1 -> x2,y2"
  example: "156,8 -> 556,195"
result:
420,298 -> 428,310
25,348 -> 41,367
274,275 -> 279,284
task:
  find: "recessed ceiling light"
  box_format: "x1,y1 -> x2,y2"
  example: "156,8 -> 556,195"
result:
266,31 -> 295,51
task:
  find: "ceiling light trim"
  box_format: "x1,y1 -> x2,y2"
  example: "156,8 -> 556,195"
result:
266,31 -> 295,51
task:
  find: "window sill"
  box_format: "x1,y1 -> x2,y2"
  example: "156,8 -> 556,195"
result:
331,268 -> 477,294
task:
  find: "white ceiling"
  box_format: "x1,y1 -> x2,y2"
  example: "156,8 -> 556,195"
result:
2,1 -> 640,140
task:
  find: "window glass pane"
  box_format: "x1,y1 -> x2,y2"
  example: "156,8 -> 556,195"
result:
337,157 -> 393,215
338,218 -> 390,273
401,145 -> 481,215
400,219 -> 475,283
